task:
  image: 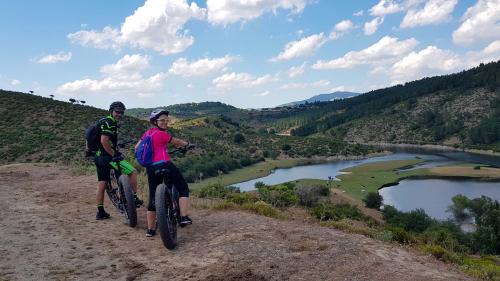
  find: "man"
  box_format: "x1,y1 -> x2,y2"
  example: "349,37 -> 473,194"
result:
94,101 -> 143,220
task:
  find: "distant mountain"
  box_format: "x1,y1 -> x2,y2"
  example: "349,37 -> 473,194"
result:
280,91 -> 360,107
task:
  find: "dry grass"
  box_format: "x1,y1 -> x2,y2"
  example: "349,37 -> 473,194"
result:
428,166 -> 500,179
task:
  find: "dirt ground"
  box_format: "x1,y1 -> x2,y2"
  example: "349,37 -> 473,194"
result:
0,163 -> 478,281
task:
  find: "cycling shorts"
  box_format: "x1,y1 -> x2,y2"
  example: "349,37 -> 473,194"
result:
94,155 -> 135,181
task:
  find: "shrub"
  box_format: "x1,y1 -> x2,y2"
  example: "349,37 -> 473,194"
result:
257,184 -> 299,207
420,245 -> 461,263
312,203 -> 364,221
385,226 -> 414,244
197,183 -> 239,199
242,201 -> 284,219
227,192 -> 259,205
295,185 -> 331,207
363,192 -> 383,209
233,133 -> 245,144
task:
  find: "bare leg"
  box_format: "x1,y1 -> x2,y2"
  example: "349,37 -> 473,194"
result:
179,197 -> 190,217
96,181 -> 106,205
128,171 -> 138,193
147,211 -> 156,229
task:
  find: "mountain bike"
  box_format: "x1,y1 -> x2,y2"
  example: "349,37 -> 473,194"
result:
155,145 -> 194,250
104,141 -> 138,227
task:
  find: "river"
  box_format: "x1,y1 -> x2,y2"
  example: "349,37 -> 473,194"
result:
232,147 -> 500,220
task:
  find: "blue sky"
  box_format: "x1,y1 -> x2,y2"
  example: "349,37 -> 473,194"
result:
1,0 -> 499,109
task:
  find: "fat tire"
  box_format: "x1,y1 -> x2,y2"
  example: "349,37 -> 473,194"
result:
119,175 -> 137,227
156,183 -> 177,250
106,170 -> 121,210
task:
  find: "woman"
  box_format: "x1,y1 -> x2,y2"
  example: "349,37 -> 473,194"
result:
135,108 -> 192,237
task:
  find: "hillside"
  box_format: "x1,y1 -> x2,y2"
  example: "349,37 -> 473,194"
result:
0,90 -> 372,180
270,61 -> 500,151
0,90 -> 148,166
126,101 -> 246,121
0,163 -> 476,281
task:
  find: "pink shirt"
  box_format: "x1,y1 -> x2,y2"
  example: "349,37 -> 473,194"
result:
141,128 -> 173,164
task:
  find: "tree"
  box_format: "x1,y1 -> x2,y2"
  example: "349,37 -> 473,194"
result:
69,98 -> 76,104
233,133 -> 245,144
49,94 -> 54,99
363,192 -> 383,209
80,100 -> 86,104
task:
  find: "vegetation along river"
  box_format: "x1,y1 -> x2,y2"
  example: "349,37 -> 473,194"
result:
233,147 -> 500,220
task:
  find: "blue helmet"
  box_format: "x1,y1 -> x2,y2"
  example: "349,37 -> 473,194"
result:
149,108 -> 169,124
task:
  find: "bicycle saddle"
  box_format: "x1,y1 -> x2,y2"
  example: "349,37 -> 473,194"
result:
155,168 -> 171,176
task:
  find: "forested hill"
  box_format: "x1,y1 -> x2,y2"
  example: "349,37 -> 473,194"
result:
126,101 -> 246,120
283,61 -> 500,151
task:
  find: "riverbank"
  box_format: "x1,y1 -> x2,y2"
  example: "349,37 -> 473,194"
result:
364,142 -> 500,157
190,151 -> 392,191
335,161 -> 500,201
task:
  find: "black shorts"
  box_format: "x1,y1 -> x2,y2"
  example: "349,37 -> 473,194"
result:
146,161 -> 189,211
94,155 -> 135,181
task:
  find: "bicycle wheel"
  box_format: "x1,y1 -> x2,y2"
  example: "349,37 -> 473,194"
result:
119,175 -> 137,227
105,170 -> 121,210
156,183 -> 177,250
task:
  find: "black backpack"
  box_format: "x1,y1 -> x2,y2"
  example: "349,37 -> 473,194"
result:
85,117 -> 107,157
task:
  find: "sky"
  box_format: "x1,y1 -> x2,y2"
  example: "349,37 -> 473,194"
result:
1,0 -> 499,110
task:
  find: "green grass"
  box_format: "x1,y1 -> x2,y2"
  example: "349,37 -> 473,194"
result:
332,159 -> 425,200
190,158 -> 311,190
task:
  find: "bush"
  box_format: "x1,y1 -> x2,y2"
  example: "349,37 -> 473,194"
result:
233,133 -> 245,144
312,203 -> 364,221
385,226 -> 414,244
227,192 -> 259,205
295,185 -> 331,207
257,184 -> 299,207
363,192 -> 383,209
197,183 -> 239,199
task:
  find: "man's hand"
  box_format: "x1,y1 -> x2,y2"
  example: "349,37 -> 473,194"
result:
112,152 -> 124,162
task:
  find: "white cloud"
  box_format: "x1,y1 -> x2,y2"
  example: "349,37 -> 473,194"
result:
258,90 -> 271,96
36,52 -> 72,64
312,36 -> 418,69
212,72 -> 277,90
281,79 -> 330,90
452,0 -> 500,46
271,33 -> 328,61
168,55 -> 237,77
465,40 -> 500,66
11,79 -> 21,86
330,85 -> 346,92
330,19 -> 355,39
206,0 -> 309,26
391,46 -> 461,83
287,62 -> 306,78
364,17 -> 384,35
353,10 -> 364,16
400,0 -> 457,28
68,26 -> 123,51
68,0 -> 206,55
335,20 -> 354,33
369,0 -> 403,16
56,54 -> 167,95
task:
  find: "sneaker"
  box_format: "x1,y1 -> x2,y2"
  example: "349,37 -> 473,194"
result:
96,210 -> 111,220
146,228 -> 156,237
134,195 -> 144,207
179,216 -> 192,227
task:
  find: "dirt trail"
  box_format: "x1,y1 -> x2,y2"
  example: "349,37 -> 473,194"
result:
0,163 -> 477,281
